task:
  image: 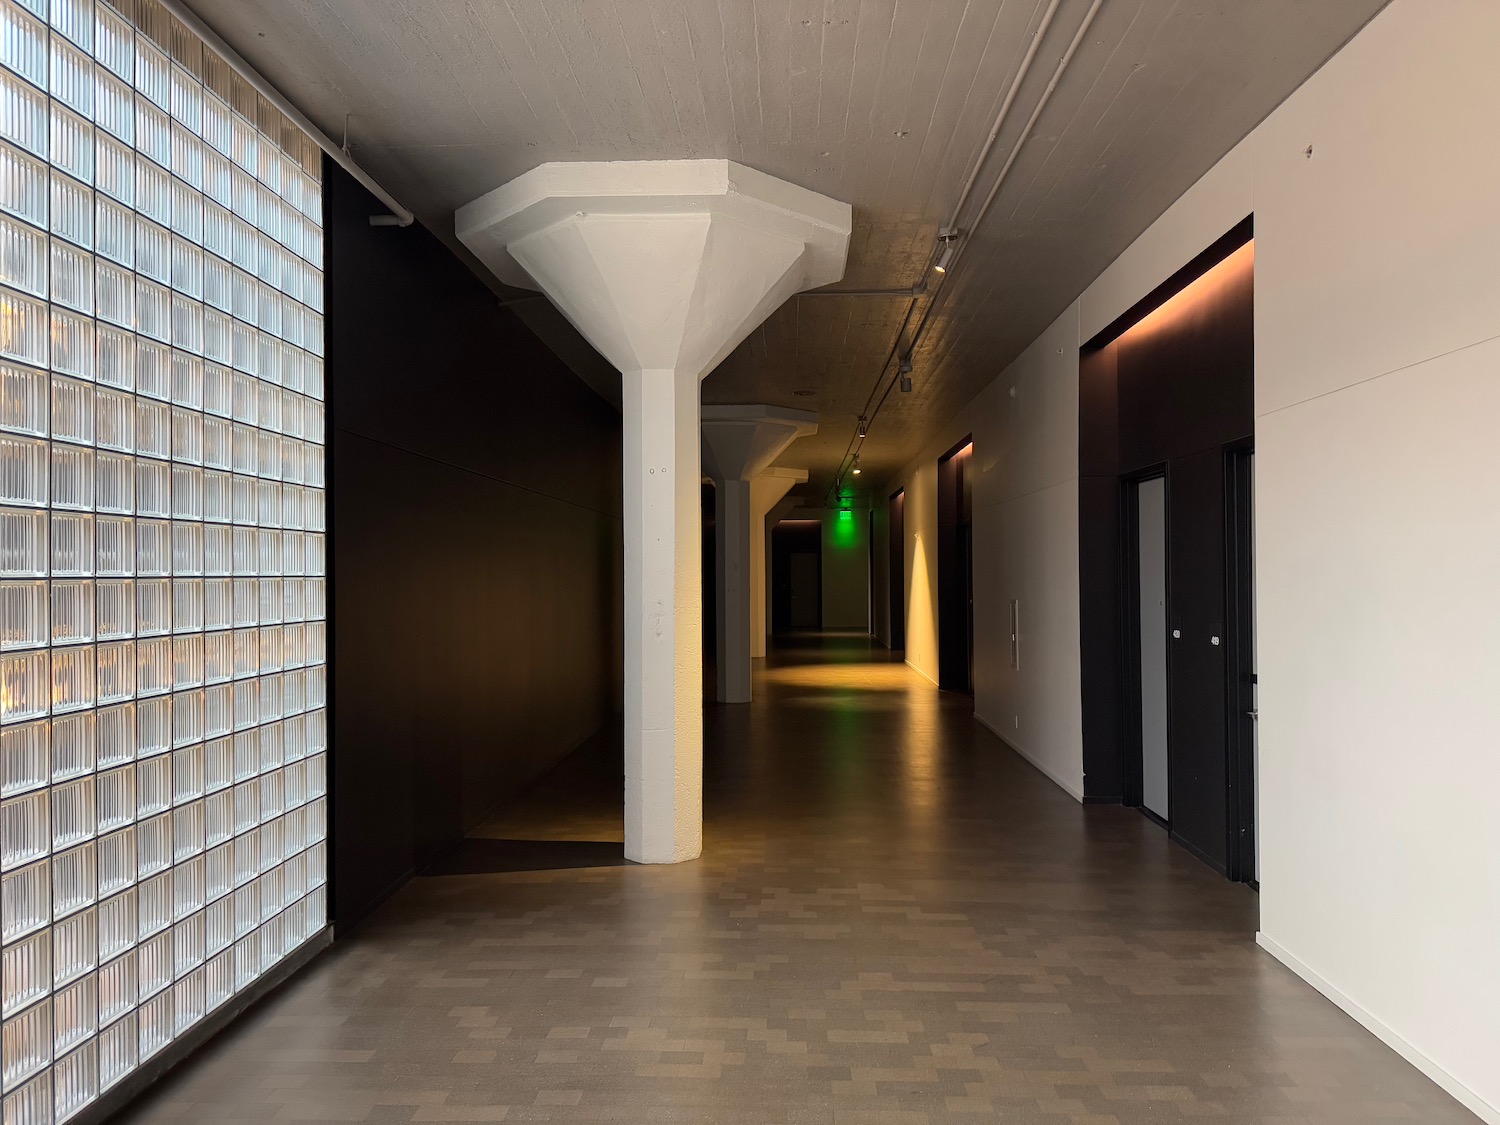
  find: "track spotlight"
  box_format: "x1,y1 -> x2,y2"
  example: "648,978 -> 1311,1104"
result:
932,244 -> 955,274
852,455 -> 862,476
857,416 -> 869,439
898,358 -> 913,394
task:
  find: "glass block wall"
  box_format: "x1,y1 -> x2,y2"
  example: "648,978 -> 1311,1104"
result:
0,0 -> 328,1119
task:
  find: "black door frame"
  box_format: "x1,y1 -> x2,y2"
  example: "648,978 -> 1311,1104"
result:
1120,464 -> 1170,825
937,437 -> 974,693
1223,443 -> 1257,884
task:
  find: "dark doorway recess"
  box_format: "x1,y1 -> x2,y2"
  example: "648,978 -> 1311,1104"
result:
771,520 -> 823,632
1078,216 -> 1256,881
888,490 -> 906,651
937,439 -> 974,693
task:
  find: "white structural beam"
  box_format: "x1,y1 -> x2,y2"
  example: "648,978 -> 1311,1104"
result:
702,410 -> 817,704
457,161 -> 850,863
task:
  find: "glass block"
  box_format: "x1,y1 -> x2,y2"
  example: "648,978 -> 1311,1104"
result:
172,909 -> 202,977
95,887 -> 132,961
93,514 -> 131,576
0,362 -> 46,438
135,39 -> 169,110
256,430 -> 279,480
49,307 -> 94,378
0,505 -> 44,578
93,2 -> 133,81
0,3 -> 47,87
50,35 -> 94,119
95,332 -> 133,397
171,634 -> 200,691
171,744 -> 202,807
257,674 -> 281,724
50,583 -> 93,648
0,720 -> 44,798
134,694 -> 168,758
2,928 -> 48,1018
138,988 -> 171,1060
94,450 -> 131,515
171,351 -> 202,410
169,179 -> 199,244
170,121 -> 201,190
52,971 -> 95,1055
1,648 -> 47,723
95,67 -> 133,144
134,518 -> 166,575
0,578 -> 45,649
202,362 -> 230,419
136,871 -> 169,940
0,142 -> 46,230
99,1009 -> 136,1089
51,511 -> 93,576
169,688 -> 200,747
171,521 -> 201,577
135,402 -> 168,462
0,68 -> 46,158
136,276 -> 169,342
49,0 -> 93,53
95,637 -> 133,704
48,712 -> 90,782
95,580 -> 132,641
231,579 -> 255,631
169,463 -> 200,518
1,788 -> 47,868
2,997 -> 50,1088
54,1035 -> 98,1119
2,1071 -> 51,1125
97,951 -> 133,1027
49,775 -> 93,849
0,214 -> 45,298
136,927 -> 169,1000
199,634 -> 229,693
50,104 -> 94,185
49,377 -> 92,450
48,241 -> 93,317
50,174 -> 92,258
172,856 -> 202,922
135,102 -> 170,175
95,259 -> 133,330
203,467 -> 229,523
134,577 -> 169,640
203,788 -> 229,851
51,903 -> 95,991
51,840 -> 95,918
94,825 -> 131,898
94,128 -> 132,206
49,444 -> 92,510
231,782 -> 254,837
0,287 -> 45,366
134,757 -> 168,823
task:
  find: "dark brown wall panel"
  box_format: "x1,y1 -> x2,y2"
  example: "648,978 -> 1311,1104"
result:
326,163 -> 623,928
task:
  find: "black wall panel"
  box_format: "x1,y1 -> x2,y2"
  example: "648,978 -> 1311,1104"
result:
1077,223 -> 1253,872
326,163 -> 623,928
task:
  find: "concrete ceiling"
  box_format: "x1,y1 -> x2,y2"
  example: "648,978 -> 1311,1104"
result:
188,0 -> 1389,504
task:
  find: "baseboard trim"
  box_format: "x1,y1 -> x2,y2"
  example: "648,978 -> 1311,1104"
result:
973,714 -> 1085,804
904,659 -> 939,687
1255,933 -> 1498,1124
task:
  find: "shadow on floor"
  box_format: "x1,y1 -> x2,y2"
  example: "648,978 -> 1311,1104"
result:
420,837 -> 628,876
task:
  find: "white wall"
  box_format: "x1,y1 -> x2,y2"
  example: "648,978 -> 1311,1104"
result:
885,308 -> 1083,796
884,2 -> 1500,1117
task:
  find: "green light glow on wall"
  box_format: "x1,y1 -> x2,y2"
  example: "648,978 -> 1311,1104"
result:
832,507 -> 859,547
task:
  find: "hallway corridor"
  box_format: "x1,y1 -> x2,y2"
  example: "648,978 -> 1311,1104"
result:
119,637 -> 1472,1124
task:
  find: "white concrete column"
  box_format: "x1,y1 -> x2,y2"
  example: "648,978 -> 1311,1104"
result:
622,367 -> 702,862
456,160 -> 850,863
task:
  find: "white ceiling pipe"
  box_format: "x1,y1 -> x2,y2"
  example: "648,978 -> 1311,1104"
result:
158,0 -> 415,227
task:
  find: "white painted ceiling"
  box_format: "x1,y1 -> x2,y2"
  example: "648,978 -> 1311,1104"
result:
188,0 -> 1389,503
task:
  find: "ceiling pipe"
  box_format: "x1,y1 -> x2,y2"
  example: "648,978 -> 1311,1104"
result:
157,0 -> 415,227
944,0 -> 1065,233
832,0 -> 1107,501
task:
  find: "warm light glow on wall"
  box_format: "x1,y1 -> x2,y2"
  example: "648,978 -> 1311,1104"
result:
0,2 -> 329,1118
1119,240 -> 1255,343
